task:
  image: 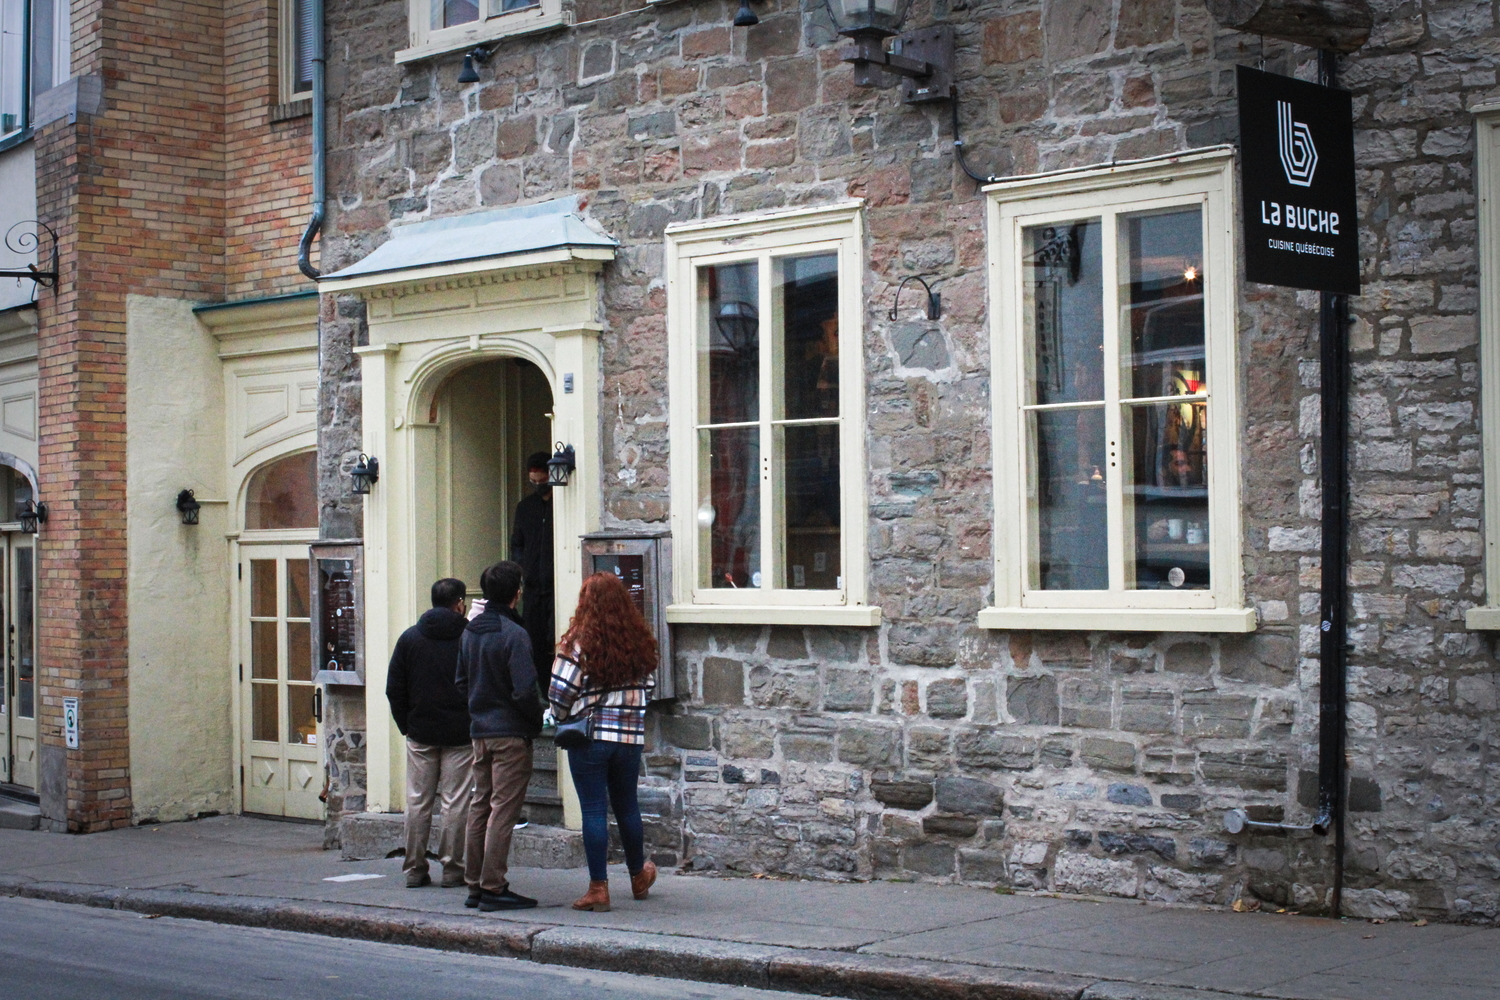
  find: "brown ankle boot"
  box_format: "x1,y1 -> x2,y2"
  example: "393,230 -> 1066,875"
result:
572,880 -> 611,912
630,859 -> 657,900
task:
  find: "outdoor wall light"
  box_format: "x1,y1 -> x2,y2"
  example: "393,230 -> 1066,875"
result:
175,489 -> 201,526
457,45 -> 492,84
829,0 -> 952,102
732,0 -> 758,27
547,443 -> 576,488
17,498 -> 46,534
350,454 -> 380,495
714,300 -> 759,358
889,275 -> 941,321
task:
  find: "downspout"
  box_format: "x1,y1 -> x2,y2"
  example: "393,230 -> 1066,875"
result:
297,0 -> 325,281
1315,46 -> 1349,920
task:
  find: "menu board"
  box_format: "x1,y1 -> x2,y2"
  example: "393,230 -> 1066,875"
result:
591,553 -> 646,617
319,558 -> 358,674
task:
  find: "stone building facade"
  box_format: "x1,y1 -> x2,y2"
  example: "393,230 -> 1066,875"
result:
313,0 -> 1500,923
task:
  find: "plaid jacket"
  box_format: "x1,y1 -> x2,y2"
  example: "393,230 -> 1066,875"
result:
548,647 -> 654,745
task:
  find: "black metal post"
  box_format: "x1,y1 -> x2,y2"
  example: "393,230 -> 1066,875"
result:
1316,47 -> 1348,920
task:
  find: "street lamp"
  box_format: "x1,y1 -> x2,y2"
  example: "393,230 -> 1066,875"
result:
828,0 -> 952,103
547,443 -> 576,487
350,454 -> 379,495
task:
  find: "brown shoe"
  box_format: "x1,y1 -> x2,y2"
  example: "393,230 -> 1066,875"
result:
630,859 -> 657,900
573,879 -> 611,912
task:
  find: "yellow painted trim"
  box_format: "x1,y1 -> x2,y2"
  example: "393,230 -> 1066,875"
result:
977,606 -> 1257,632
667,603 -> 882,627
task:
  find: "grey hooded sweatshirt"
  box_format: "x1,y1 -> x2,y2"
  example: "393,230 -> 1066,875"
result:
455,608 -> 543,740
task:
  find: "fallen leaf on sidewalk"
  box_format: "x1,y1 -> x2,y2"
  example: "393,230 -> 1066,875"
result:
140,913 -> 163,919
1232,898 -> 1260,912
1362,934 -> 1376,939
1414,919 -> 1428,926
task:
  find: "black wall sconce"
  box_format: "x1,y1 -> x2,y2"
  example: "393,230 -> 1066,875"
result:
0,220 -> 60,290
828,0 -> 952,103
457,45 -> 492,84
732,0 -> 758,26
548,443 -> 576,487
176,489 -> 202,525
17,498 -> 47,534
350,454 -> 380,495
889,276 -> 941,321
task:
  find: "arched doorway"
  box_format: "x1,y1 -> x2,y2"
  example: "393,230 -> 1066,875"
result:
236,449 -> 321,819
0,463 -> 36,793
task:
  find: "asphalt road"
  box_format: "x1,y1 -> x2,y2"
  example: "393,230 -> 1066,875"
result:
0,895 -> 816,1000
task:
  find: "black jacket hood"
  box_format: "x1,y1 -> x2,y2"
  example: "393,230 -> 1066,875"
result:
418,606 -> 469,641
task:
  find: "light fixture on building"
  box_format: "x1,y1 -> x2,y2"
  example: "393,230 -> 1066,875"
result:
888,275 -> 941,321
732,0 -> 758,26
175,489 -> 202,526
547,443 -> 576,488
714,300 -> 759,358
350,454 -> 380,495
828,0 -> 952,102
17,498 -> 46,534
457,45 -> 492,84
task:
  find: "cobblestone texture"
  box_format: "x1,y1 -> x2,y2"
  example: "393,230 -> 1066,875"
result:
318,0 -> 1500,921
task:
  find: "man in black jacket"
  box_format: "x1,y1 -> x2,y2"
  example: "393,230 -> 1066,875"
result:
511,452 -> 554,674
457,560 -> 542,911
385,578 -> 473,889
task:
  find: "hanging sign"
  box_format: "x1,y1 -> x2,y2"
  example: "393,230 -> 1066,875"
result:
1237,65 -> 1360,295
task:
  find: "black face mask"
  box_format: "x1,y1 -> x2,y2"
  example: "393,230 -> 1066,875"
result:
533,480 -> 550,494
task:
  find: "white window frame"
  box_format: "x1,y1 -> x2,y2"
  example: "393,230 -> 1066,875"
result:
278,0 -> 312,106
664,202 -> 878,627
395,0 -> 564,65
1466,104 -> 1500,630
980,149 -> 1254,633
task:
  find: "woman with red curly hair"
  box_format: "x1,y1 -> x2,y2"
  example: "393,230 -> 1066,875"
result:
549,571 -> 659,911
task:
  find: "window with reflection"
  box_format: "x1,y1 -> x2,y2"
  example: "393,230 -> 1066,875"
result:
245,451 -> 318,531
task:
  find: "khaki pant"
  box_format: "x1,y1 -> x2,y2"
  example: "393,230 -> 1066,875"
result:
464,737 -> 534,894
404,738 -> 474,884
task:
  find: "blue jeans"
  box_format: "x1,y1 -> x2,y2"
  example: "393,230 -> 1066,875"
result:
566,739 -> 645,881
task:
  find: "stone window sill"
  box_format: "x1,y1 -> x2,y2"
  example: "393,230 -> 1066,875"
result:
270,99 -> 311,123
1465,606 -> 1500,629
666,604 -> 882,627
395,9 -> 568,65
977,606 -> 1257,633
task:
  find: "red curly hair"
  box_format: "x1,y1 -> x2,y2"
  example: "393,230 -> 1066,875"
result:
559,571 -> 659,687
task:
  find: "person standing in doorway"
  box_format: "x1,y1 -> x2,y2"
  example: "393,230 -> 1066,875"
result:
511,451 -> 555,677
385,578 -> 473,889
456,560 -> 542,911
549,571 -> 659,912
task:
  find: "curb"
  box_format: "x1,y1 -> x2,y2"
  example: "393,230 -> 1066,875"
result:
0,876 -> 1251,1000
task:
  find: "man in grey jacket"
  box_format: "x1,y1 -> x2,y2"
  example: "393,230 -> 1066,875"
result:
456,560 -> 543,911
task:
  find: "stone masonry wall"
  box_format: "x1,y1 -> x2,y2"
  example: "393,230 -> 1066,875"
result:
320,0 -> 1500,920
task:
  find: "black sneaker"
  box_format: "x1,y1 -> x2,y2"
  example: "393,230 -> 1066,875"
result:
465,888 -> 482,908
477,888 -> 538,911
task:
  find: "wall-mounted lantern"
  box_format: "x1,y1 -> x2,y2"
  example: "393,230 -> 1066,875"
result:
829,0 -> 952,102
175,489 -> 202,525
457,45 -> 491,84
350,454 -> 379,495
17,498 -> 47,534
547,443 -> 576,488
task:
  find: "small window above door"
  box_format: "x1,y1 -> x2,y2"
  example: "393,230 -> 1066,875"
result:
245,451 -> 318,531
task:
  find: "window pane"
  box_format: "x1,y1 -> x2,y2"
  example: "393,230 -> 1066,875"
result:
1,0 -> 23,137
699,427 -> 760,589
30,0 -> 52,103
251,620 -> 278,679
287,621 -> 312,681
699,262 -> 759,426
245,452 -> 318,530
433,0 -> 478,29
252,682 -> 278,742
499,0 -> 538,10
250,560 -> 276,617
293,0 -> 314,93
776,253 -> 839,420
781,425 -> 839,589
16,544 -> 31,718
286,559 -> 310,619
1126,400 -> 1209,590
287,685 -> 317,745
1030,407 -> 1108,590
1025,220 -> 1102,406
1122,208 -> 1205,400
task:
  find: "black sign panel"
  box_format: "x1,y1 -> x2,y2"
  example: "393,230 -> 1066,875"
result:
1238,65 -> 1360,295
318,557 -> 359,674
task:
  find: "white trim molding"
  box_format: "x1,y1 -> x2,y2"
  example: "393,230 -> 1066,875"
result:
397,0 -> 566,64
1467,106 -> 1500,629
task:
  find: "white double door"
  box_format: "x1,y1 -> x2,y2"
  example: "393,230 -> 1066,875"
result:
239,543 -> 322,819
0,533 -> 35,790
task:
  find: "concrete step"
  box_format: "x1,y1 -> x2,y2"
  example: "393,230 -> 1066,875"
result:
0,797 -> 40,830
338,811 -> 584,869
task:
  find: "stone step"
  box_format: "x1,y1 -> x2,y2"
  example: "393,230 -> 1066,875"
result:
338,811 -> 584,869
0,797 -> 40,830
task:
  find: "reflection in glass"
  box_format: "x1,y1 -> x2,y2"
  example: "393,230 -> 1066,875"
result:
776,253 -> 840,420
700,262 -> 759,426
781,425 -> 840,589
1122,208 -> 1205,401
286,560 -> 310,619
287,622 -> 313,682
16,544 -> 31,717
0,0 -> 22,136
1031,407 -> 1108,590
250,560 -> 276,618
1025,219 -> 1103,406
1126,401 -> 1209,590
287,685 -> 317,745
251,621 -> 277,680
432,0 -> 478,28
699,427 -> 760,589
245,452 -> 318,530
252,683 -> 278,742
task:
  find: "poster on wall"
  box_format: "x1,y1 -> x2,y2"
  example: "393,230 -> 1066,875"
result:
311,541 -> 364,686
1237,65 -> 1360,295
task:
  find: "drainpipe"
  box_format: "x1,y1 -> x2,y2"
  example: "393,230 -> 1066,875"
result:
297,0 -> 326,281
1315,46 -> 1349,920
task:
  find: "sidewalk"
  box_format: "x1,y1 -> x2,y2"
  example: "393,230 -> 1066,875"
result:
0,815 -> 1493,1000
